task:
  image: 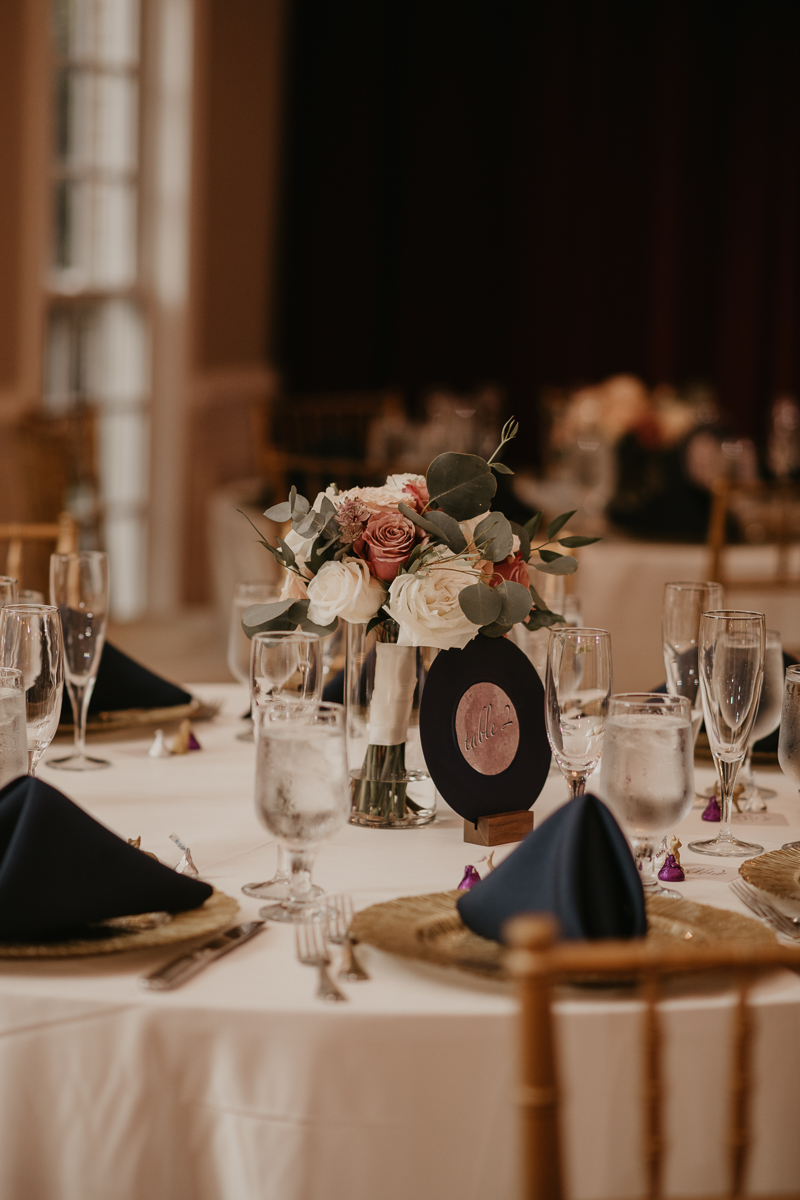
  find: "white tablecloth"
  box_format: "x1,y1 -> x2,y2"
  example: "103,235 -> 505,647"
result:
575,541 -> 800,692
4,686 -> 799,1200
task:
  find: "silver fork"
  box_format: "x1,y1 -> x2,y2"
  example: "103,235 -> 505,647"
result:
730,879 -> 800,940
295,920 -> 348,1002
325,895 -> 369,981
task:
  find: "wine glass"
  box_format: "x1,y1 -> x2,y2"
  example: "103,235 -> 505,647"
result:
778,665 -> 800,850
689,610 -> 765,858
254,701 -> 349,923
662,581 -> 724,745
243,630 -> 324,902
0,577 -> 18,608
598,694 -> 694,898
0,666 -> 28,787
227,581 -> 281,740
47,550 -> 110,771
0,605 -> 65,776
545,627 -> 612,799
739,629 -> 783,810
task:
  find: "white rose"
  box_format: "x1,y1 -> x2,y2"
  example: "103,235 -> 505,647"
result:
307,559 -> 386,625
387,560 -> 479,651
326,475 -> 424,513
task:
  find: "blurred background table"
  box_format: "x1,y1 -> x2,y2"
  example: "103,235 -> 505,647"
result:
0,687 -> 795,1200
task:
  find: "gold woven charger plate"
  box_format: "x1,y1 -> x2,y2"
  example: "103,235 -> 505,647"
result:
57,696 -> 219,736
350,890 -> 776,981
740,846 -> 800,901
0,888 -> 238,958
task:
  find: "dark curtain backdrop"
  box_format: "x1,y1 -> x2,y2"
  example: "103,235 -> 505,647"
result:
275,0 -> 800,456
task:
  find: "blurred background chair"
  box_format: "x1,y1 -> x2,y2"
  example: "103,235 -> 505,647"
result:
707,478 -> 800,593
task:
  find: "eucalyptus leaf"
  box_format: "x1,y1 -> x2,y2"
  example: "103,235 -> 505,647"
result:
524,608 -> 563,631
397,501 -> 448,542
546,510 -> 577,539
426,510 -> 467,553
458,581 -> 503,626
528,583 -> 552,612
319,494 -> 337,517
532,555 -> 579,576
559,535 -> 602,548
479,621 -> 513,638
291,603 -> 338,637
473,512 -> 513,562
263,501 -> 292,522
509,521 -> 531,563
426,452 -> 497,521
538,548 -> 562,563
241,599 -> 294,637
494,579 -> 534,625
524,511 -> 542,539
292,493 -> 310,516
277,537 -> 296,568
366,609 -> 391,637
309,534 -> 339,573
489,461 -> 514,475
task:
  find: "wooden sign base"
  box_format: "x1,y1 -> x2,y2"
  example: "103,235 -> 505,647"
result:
463,810 -> 534,847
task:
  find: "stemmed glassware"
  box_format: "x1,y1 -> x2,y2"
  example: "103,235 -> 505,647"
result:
227,581 -> 281,740
777,665 -> 800,851
738,629 -> 784,810
242,630 -> 324,903
598,694 -> 694,898
253,701 -> 349,923
0,578 -> 18,608
0,666 -> 28,787
0,605 -> 64,776
689,610 -> 765,858
662,581 -> 724,744
47,550 -> 110,771
545,627 -> 612,799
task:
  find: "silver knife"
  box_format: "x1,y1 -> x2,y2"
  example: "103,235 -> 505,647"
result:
140,921 -> 265,991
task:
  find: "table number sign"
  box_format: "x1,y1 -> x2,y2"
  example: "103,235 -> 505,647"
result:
419,636 -> 551,844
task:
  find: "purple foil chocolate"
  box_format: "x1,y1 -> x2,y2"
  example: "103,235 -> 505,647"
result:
188,731 -> 201,751
658,854 -> 685,882
457,865 -> 481,891
702,796 -> 721,822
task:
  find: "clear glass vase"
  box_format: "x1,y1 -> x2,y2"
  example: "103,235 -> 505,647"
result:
345,619 -> 436,827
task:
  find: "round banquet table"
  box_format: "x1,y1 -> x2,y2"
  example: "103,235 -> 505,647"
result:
4,685 -> 799,1200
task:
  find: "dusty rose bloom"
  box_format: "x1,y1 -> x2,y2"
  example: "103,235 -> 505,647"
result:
362,511 -> 417,582
336,497 -> 372,544
485,553 -> 531,592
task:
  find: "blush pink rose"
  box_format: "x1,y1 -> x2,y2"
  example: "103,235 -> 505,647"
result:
403,477 -> 430,511
361,512 -> 417,582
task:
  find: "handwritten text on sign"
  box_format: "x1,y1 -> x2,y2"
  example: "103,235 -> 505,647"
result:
455,682 -> 519,776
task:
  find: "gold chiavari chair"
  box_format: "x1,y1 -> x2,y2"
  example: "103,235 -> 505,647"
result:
0,512 -> 78,587
507,914 -> 800,1200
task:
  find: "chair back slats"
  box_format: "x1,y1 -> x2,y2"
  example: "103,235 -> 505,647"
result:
0,513 -> 79,586
640,972 -> 664,1200
707,478 -> 800,591
729,975 -> 754,1200
507,916 -> 800,1200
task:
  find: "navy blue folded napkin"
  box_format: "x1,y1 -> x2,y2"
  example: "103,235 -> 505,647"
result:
0,777 -> 212,940
457,793 -> 647,942
59,642 -> 192,727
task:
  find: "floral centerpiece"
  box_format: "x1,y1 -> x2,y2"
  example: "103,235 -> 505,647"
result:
242,419 -> 598,825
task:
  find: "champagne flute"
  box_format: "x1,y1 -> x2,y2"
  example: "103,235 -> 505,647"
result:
243,630 -> 324,902
778,665 -> 800,850
598,694 -> 694,898
0,605 -> 64,776
545,627 -> 612,799
662,581 -> 723,744
739,629 -> 783,810
0,577 -> 18,608
0,666 -> 28,787
254,702 -> 349,923
227,581 -> 281,740
689,610 -> 765,858
47,550 -> 110,771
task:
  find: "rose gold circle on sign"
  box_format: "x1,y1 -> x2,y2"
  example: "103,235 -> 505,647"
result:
454,682 -> 519,776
